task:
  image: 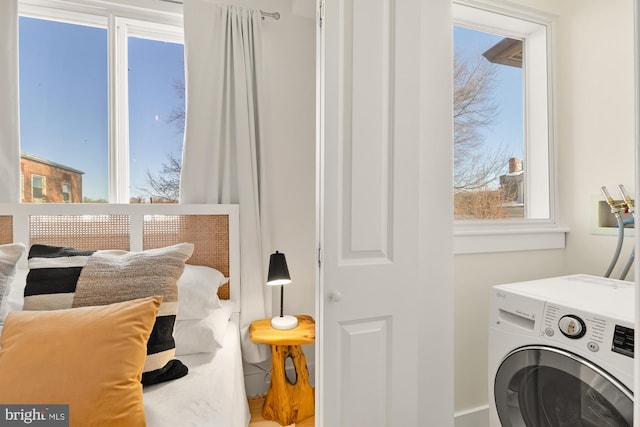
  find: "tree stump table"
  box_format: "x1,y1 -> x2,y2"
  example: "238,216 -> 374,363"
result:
249,315 -> 315,425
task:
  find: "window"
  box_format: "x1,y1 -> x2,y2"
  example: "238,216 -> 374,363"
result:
32,175 -> 45,201
18,0 -> 184,204
127,30 -> 185,204
62,183 -> 71,202
19,15 -> 107,203
453,27 -> 524,220
452,1 -> 565,253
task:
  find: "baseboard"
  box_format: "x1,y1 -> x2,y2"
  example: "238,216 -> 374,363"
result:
454,405 -> 489,427
248,375 -> 488,426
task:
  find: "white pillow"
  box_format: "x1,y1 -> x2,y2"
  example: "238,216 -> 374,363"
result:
177,264 -> 228,320
5,268 -> 27,313
0,243 -> 26,325
174,302 -> 232,355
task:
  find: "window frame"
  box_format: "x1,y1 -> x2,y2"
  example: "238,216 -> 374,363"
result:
452,0 -> 567,254
31,174 -> 45,201
18,0 -> 184,204
62,182 -> 71,202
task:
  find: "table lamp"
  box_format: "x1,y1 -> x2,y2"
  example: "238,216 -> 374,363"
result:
267,251 -> 298,330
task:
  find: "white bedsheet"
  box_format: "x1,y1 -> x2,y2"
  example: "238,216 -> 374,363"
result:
144,313 -> 250,427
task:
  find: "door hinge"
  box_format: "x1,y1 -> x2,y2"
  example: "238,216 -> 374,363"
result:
317,247 -> 323,266
318,1 -> 324,28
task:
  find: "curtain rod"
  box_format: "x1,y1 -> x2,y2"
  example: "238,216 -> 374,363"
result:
159,0 -> 280,20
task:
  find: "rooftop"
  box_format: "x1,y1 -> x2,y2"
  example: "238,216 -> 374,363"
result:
21,152 -> 85,175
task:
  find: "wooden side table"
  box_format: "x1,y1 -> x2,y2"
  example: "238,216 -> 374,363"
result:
249,315 -> 315,425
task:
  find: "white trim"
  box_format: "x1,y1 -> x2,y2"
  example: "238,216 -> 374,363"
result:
454,405 -> 489,427
123,16 -> 183,43
19,0 -> 182,26
61,182 -> 71,202
314,0 -> 325,424
31,174 -> 45,201
633,0 -> 640,421
19,4 -> 108,27
524,20 -> 554,221
454,224 -> 568,254
111,14 -> 129,202
452,0 -> 556,28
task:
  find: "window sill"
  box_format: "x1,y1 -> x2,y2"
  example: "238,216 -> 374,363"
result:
453,224 -> 569,255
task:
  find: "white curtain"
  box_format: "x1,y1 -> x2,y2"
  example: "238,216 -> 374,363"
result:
180,0 -> 270,363
0,0 -> 21,203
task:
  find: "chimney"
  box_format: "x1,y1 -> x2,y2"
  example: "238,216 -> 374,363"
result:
508,157 -> 521,174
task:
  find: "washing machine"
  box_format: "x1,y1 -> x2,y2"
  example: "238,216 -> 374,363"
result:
489,274 -> 634,427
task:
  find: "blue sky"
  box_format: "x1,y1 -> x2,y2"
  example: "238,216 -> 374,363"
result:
453,26 -> 524,161
19,16 -> 184,201
18,17 -> 519,201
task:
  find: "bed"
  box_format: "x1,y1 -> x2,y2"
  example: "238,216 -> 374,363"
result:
0,203 -> 250,427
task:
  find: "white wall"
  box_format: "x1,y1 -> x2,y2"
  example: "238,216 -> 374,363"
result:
228,0 -> 317,318
555,0 -> 636,276
454,0 -> 636,417
237,0 -> 317,397
259,0 -> 316,329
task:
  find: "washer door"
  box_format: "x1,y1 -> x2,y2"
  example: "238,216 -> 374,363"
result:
494,346 -> 633,427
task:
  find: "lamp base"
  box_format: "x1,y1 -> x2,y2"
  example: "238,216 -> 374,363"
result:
271,315 -> 298,330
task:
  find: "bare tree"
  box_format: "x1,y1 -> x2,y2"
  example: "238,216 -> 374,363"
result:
167,78 -> 186,132
140,152 -> 182,203
139,79 -> 185,203
453,51 -> 511,191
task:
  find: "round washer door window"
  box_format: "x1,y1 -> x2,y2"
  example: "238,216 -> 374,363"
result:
494,346 -> 633,427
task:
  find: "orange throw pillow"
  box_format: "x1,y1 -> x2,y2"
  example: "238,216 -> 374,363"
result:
0,296 -> 161,426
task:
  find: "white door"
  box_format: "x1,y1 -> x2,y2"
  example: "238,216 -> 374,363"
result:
316,0 -> 454,426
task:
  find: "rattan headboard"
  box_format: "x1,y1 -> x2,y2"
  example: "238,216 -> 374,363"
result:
0,204 -> 240,309
0,216 -> 12,244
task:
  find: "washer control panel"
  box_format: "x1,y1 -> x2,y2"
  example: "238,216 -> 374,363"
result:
542,303 -> 631,361
612,325 -> 634,358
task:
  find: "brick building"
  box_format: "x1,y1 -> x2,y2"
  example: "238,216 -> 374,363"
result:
21,152 -> 84,203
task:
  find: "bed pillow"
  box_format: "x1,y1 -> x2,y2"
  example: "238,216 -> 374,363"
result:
0,296 -> 161,426
5,268 -> 27,313
8,264 -> 227,318
0,243 -> 26,326
177,264 -> 228,320
24,242 -> 194,386
174,302 -> 232,355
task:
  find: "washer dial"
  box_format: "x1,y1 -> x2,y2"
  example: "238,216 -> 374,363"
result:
558,315 -> 586,339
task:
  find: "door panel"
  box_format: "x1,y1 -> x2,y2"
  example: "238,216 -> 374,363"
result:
339,317 -> 390,427
338,0 -> 393,261
317,0 -> 454,425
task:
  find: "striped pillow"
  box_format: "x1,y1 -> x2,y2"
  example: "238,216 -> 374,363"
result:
24,243 -> 195,386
